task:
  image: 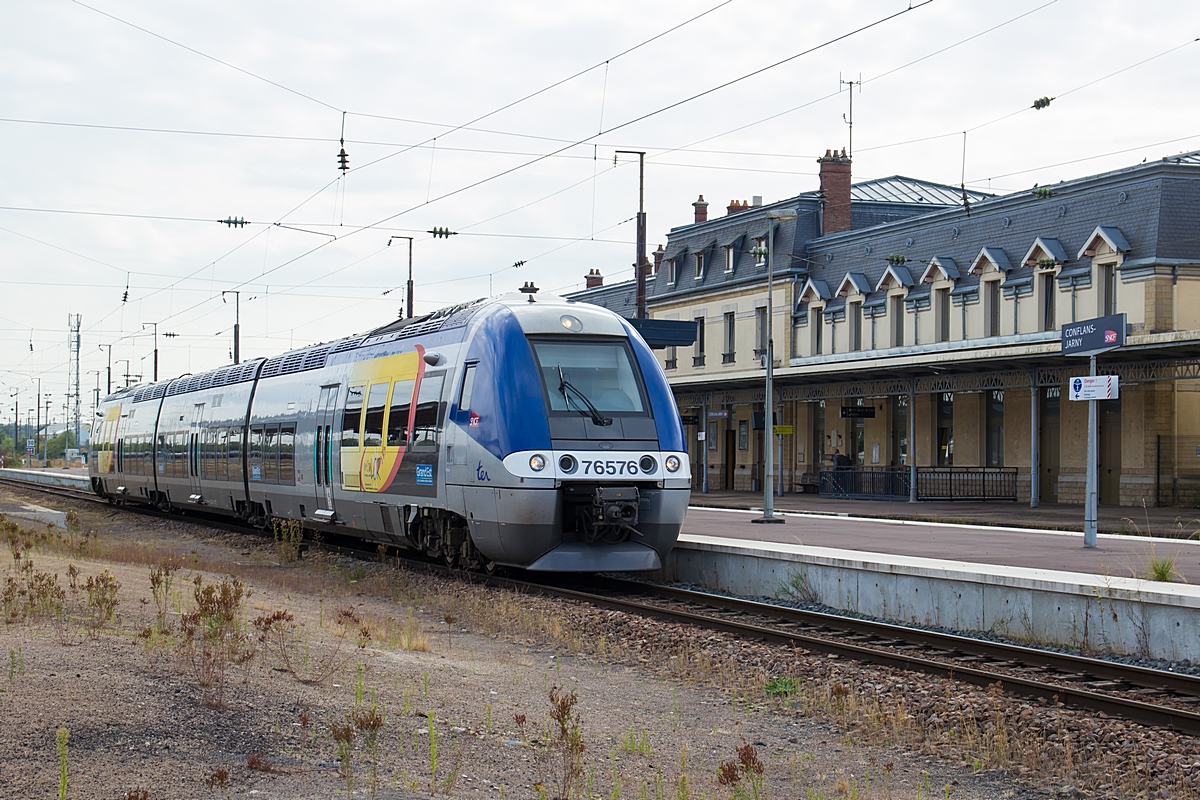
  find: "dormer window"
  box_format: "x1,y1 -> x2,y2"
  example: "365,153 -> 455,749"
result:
724,246 -> 735,273
753,238 -> 766,267
695,252 -> 705,280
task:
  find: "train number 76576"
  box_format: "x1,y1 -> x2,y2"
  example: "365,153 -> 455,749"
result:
580,459 -> 639,476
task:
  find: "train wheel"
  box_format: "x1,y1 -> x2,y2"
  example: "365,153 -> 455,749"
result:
482,558 -> 497,576
442,546 -> 458,570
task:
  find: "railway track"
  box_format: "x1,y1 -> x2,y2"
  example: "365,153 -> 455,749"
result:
5,474 -> 1200,734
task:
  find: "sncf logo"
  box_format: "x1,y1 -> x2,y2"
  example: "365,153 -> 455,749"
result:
1104,329 -> 1118,344
469,411 -> 480,428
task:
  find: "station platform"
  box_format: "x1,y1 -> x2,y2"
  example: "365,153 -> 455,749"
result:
688,489 -> 1200,538
0,467 -> 92,491
671,507 -> 1200,662
680,506 -> 1200,583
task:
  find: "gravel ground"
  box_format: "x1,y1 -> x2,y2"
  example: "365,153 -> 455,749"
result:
0,485 -> 1196,799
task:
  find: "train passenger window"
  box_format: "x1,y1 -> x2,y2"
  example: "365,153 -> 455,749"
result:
459,363 -> 477,410
363,383 -> 389,448
227,428 -> 243,483
279,425 -> 295,485
249,427 -> 263,481
217,429 -> 228,481
341,385 -> 365,448
387,379 -> 415,447
262,425 -> 279,483
411,373 -> 445,449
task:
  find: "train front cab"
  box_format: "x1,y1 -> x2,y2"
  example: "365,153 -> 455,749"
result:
450,302 -> 689,572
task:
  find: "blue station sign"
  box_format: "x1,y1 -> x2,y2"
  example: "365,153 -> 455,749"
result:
1061,313 -> 1126,357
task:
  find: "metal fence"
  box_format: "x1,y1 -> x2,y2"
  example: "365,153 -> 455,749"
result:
819,467 -> 909,500
820,466 -> 1018,501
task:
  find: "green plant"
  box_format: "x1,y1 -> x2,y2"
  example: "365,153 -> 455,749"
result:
57,727 -> 69,800
1145,555 -> 1181,583
427,710 -> 438,795
764,676 -> 798,697
548,686 -> 585,800
272,518 -> 304,564
8,645 -> 23,681
779,569 -> 819,604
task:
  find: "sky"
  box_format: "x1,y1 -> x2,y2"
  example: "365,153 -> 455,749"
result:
2,0 -> 1200,427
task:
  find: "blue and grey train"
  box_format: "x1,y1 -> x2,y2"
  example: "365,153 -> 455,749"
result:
88,291 -> 690,571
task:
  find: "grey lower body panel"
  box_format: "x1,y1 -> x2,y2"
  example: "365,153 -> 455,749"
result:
526,542 -> 661,572
453,484 -> 689,572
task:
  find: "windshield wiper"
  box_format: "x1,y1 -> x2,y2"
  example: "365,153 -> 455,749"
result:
557,364 -> 612,427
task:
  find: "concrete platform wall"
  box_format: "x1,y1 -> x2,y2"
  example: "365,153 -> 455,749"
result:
666,535 -> 1200,662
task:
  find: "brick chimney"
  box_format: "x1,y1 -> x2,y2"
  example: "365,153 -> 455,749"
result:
818,147 -> 852,236
692,195 -> 709,224
652,244 -> 665,274
585,268 -> 603,288
726,199 -> 749,215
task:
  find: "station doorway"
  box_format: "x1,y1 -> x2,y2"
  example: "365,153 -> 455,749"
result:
1039,387 -> 1061,503
1099,397 -> 1122,504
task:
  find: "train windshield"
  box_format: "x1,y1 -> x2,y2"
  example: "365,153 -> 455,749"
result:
530,340 -> 646,415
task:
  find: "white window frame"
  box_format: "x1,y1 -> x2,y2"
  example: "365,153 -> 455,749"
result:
695,251 -> 705,280
724,246 -> 735,273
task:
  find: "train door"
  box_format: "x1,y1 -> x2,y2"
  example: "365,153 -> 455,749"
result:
360,382 -> 391,492
340,384 -> 365,490
314,385 -> 339,514
1039,387 -> 1060,503
189,403 -> 205,498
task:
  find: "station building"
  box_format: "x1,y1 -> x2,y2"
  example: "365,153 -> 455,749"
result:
569,150 -> 1200,507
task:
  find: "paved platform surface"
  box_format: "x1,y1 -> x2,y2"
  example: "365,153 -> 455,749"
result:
681,506 -> 1200,584
689,489 -> 1200,537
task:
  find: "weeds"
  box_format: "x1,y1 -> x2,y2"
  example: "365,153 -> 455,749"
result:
716,742 -> 766,800
778,568 -> 820,604
246,751 -> 276,773
548,686 -> 585,800
204,767 -> 231,800
273,518 -> 304,564
764,675 -> 798,697
57,727 -> 69,800
620,727 -> 651,756
148,557 -> 183,632
177,577 -> 254,706
83,569 -> 121,635
332,717 -> 356,794
353,702 -> 386,799
427,710 -> 439,795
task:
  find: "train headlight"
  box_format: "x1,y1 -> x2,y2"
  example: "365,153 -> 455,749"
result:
529,454 -> 547,472
560,314 -> 583,332
665,455 -> 681,473
639,455 -> 657,474
559,454 -> 578,474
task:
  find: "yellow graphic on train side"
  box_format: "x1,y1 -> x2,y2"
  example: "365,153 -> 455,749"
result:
96,405 -> 122,474
340,346 -> 427,493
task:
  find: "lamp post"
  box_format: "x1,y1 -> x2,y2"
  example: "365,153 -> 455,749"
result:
614,150 -> 648,319
388,236 -> 415,318
142,322 -> 159,382
751,209 -> 798,525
